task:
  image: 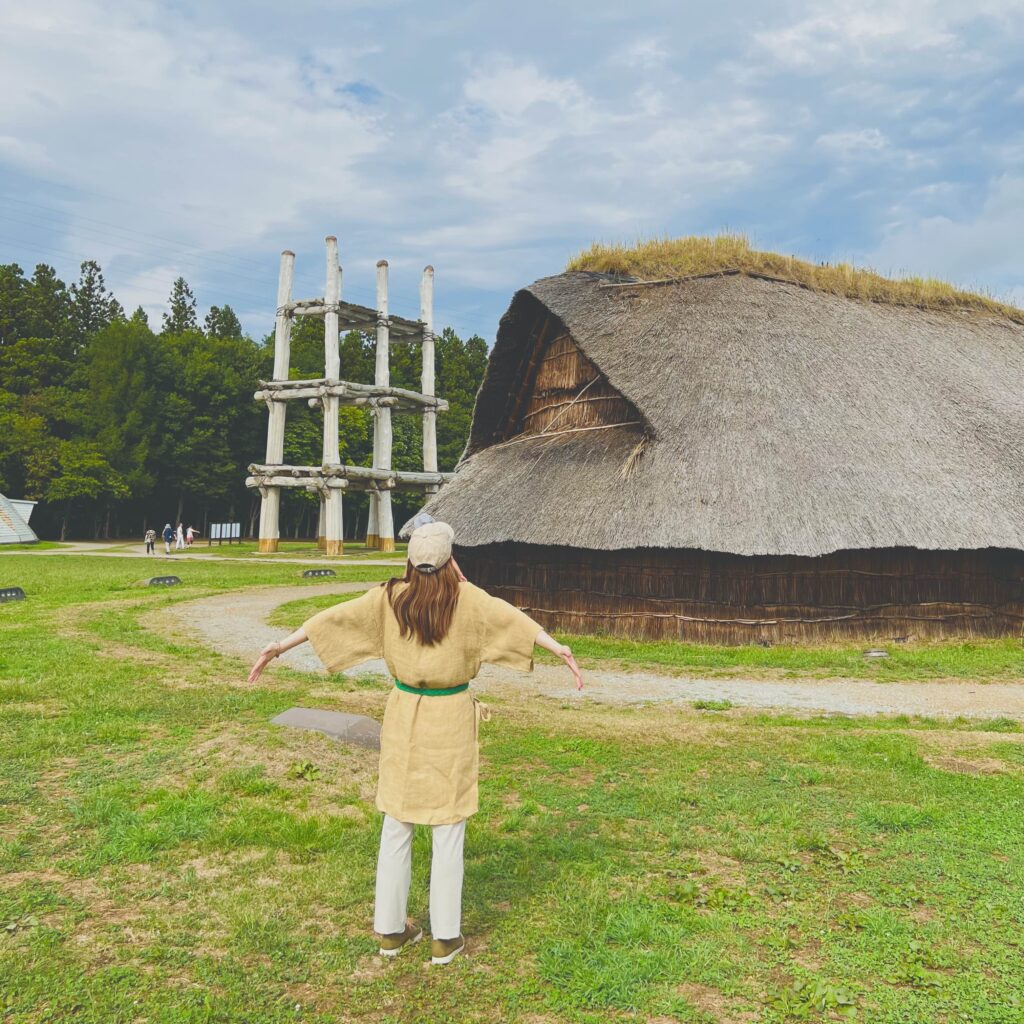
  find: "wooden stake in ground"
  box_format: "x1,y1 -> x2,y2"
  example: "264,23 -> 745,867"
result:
375,260 -> 395,552
258,250 -> 294,553
421,266 -> 437,484
321,237 -> 344,556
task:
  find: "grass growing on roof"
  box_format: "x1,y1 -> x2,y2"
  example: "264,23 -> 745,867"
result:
567,234 -> 1024,321
2,554 -> 1024,1021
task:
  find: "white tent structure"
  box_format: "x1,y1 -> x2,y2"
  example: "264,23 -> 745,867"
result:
0,494 -> 38,544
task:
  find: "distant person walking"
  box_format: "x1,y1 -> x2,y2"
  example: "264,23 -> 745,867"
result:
186,525 -> 196,547
144,528 -> 156,555
175,523 -> 185,550
247,521 -> 583,966
162,523 -> 174,555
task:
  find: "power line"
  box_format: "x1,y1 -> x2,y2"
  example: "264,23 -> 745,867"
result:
0,195 -> 326,294
0,194 -> 273,273
0,236 -> 277,318
0,210 -> 279,292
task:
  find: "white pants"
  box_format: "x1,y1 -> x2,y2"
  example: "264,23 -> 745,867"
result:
373,814 -> 465,940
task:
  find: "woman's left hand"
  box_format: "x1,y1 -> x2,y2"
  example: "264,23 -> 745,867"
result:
247,642 -> 280,684
558,645 -> 584,691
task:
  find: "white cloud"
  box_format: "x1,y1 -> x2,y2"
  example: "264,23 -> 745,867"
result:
815,128 -> 889,157
754,0 -> 1024,70
755,3 -> 954,69
613,37 -> 670,70
1,0 -> 1022,340
0,135 -> 53,170
865,174 -> 1024,297
0,0 -> 388,292
462,62 -> 591,122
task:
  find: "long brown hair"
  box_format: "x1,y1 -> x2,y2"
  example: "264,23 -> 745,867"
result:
383,559 -> 461,646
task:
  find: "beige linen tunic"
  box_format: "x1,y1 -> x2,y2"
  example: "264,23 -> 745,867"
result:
303,581 -> 542,825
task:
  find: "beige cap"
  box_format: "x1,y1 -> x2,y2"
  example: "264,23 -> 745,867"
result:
407,521 -> 454,572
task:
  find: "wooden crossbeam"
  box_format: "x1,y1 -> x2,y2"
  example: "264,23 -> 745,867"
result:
281,298 -> 424,339
254,379 -> 448,412
248,463 -> 453,489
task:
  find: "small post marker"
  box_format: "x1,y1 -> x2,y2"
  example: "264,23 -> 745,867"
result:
0,587 -> 26,603
302,568 -> 337,578
148,576 -> 182,587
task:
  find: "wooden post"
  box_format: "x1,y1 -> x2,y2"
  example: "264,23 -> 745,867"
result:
375,260 -> 395,551
420,265 -> 438,481
321,237 -> 344,556
258,250 -> 294,553
317,496 -> 326,550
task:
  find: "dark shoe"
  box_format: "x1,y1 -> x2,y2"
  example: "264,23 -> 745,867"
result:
430,934 -> 465,965
378,923 -> 423,957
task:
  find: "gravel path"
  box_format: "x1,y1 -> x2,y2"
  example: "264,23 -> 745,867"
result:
159,584 -> 1024,720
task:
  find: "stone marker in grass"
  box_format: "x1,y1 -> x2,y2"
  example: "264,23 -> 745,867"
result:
302,568 -> 337,578
149,576 -> 182,586
0,586 -> 26,602
271,707 -> 381,750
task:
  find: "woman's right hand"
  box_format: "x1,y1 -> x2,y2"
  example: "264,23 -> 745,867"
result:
535,630 -> 584,691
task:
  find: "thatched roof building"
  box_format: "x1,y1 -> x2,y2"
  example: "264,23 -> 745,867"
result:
0,493 -> 37,545
425,262 -> 1024,642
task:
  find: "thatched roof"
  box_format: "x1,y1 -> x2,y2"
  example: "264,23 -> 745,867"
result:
425,270 -> 1024,556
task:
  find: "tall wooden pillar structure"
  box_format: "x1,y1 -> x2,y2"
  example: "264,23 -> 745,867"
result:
248,236 -> 452,554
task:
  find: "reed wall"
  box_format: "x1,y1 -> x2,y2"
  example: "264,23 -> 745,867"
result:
456,543 -> 1024,643
513,331 -> 637,437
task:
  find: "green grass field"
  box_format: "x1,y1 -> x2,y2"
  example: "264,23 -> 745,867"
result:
89,539 -> 409,560
0,541 -> 67,551
2,555 -> 1023,1023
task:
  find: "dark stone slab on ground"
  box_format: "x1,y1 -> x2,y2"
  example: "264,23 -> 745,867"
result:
271,707 -> 381,750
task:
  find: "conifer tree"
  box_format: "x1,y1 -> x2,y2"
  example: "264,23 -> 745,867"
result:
129,305 -> 150,328
0,263 -> 28,346
70,260 -> 123,344
204,303 -> 243,338
25,264 -> 72,342
162,277 -> 199,334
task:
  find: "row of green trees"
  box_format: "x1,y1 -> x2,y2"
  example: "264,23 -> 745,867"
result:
0,260 -> 488,540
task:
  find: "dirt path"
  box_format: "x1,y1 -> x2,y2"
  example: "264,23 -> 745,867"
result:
156,584 -> 1024,720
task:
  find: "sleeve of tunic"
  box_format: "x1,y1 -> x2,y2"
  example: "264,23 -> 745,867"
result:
474,588 -> 543,671
303,587 -> 385,673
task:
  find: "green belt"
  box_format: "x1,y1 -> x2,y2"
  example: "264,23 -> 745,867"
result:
394,679 -> 469,697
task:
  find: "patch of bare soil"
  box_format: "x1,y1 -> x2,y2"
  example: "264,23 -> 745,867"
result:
0,868 -> 69,889
693,850 -> 748,888
673,982 -> 759,1023
924,754 -> 1011,775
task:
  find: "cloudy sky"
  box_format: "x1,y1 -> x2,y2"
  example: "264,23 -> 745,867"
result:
1,0 -> 1022,341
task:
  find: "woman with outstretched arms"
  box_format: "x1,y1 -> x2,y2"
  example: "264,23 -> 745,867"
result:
247,521 -> 582,964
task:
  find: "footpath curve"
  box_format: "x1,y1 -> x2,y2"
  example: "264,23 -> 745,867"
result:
158,584 -> 1024,720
